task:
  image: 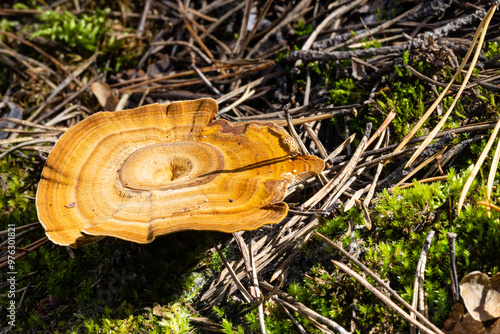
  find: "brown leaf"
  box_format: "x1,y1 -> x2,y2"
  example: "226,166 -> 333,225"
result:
91,82 -> 119,111
460,271 -> 500,322
352,59 -> 366,80
152,302 -> 163,317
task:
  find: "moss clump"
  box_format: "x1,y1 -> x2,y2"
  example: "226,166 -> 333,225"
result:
0,152 -> 216,332
0,154 -> 38,218
30,10 -> 110,53
27,9 -> 143,71
294,168 -> 500,332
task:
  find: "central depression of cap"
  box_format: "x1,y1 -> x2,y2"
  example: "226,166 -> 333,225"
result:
119,141 -> 224,191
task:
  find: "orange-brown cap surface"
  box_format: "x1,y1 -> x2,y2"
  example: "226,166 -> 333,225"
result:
36,98 -> 324,248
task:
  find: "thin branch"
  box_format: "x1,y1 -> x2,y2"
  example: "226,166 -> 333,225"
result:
410,231 -> 435,334
315,232 -> 444,334
332,260 -> 438,334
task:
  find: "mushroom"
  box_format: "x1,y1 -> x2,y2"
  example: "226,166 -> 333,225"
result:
36,98 -> 324,248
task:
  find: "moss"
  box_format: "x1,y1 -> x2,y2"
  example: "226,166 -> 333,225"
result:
330,78 -> 363,106
3,3 -> 500,332
0,154 -> 38,217
78,301 -> 193,333
30,10 -> 110,53
26,9 -> 142,72
0,154 -> 216,332
300,168 -> 500,332
485,41 -> 500,59
293,20 -> 313,37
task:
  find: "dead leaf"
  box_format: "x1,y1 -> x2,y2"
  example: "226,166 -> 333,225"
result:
460,271 -> 500,322
352,59 -> 366,80
152,302 -> 163,317
91,82 -> 119,111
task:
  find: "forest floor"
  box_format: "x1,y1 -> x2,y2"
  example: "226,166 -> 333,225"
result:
1,0 -> 500,333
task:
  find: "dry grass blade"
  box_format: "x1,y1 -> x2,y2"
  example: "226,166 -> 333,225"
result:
232,232 -> 252,279
271,296 -> 336,333
190,64 -> 223,96
245,0 -> 310,59
486,130 -> 500,217
0,117 -> 68,131
0,237 -> 50,270
0,30 -> 72,76
363,128 -> 390,210
236,0 -> 273,58
249,241 -> 266,334
216,71 -> 276,104
392,5 -> 494,158
398,175 -> 448,190
0,137 -> 35,145
284,106 -> 309,155
343,184 -> 370,212
391,146 -> 448,191
344,127 -> 388,211
299,0 -> 365,57
232,0 -> 252,56
177,1 -> 216,61
302,123 -> 371,209
217,87 -> 255,115
325,134 -> 355,162
151,40 -> 213,64
477,201 -> 500,214
365,111 -> 395,149
27,52 -> 100,122
273,297 -> 307,334
207,233 -> 254,304
332,3 -> 423,51
238,112 -> 352,127
332,260 -> 439,334
261,282 -> 349,334
458,117 -> 500,215
316,232 -> 444,334
0,222 -> 40,236
0,138 -> 58,159
404,4 -> 497,168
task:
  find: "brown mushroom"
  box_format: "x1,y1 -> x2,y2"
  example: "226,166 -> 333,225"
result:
36,98 -> 324,248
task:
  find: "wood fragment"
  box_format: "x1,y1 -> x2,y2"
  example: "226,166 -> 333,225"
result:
287,9 -> 485,63
447,232 -> 459,304
410,231 -> 435,334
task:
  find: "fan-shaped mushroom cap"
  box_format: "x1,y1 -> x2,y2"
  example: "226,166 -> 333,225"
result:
36,98 -> 324,248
